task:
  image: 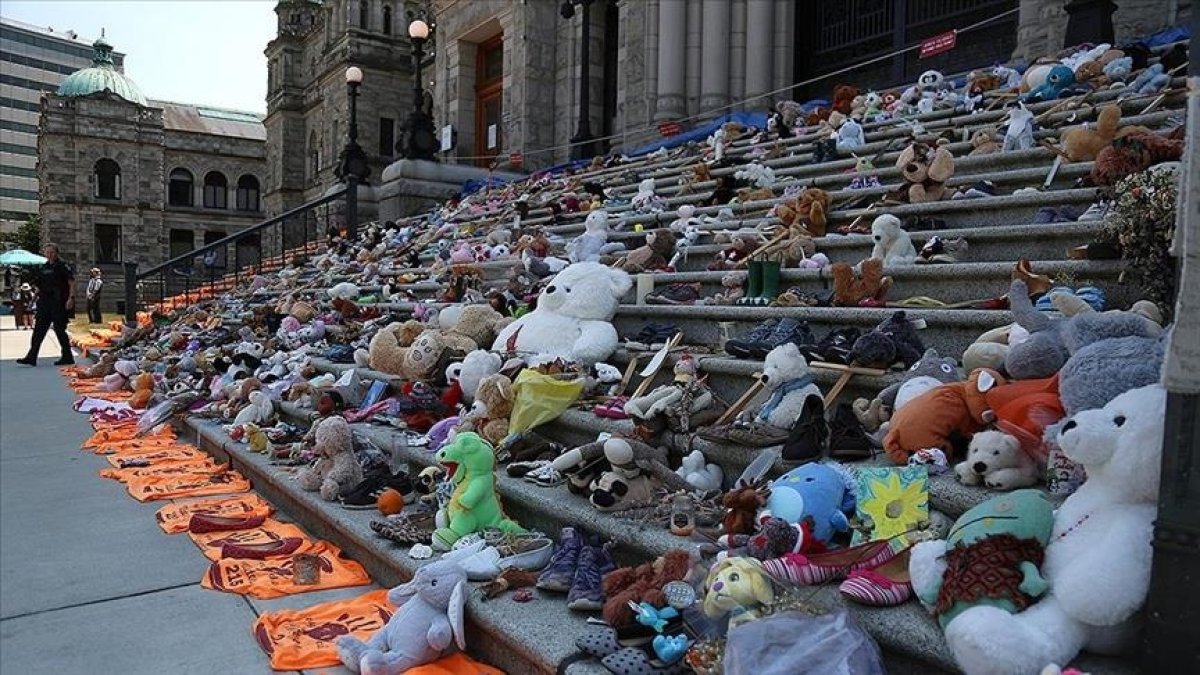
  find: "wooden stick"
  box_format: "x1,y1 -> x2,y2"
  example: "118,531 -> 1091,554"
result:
823,371 -> 855,408
616,356 -> 640,397
735,231 -> 788,267
715,376 -> 764,426
1038,139 -> 1072,163
630,333 -> 683,399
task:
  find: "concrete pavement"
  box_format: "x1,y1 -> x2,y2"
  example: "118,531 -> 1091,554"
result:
0,317 -> 364,674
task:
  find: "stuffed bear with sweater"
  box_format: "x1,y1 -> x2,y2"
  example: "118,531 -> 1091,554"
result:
934,385 -> 1167,675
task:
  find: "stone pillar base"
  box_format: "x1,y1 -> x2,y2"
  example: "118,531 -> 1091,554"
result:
378,160 -> 525,222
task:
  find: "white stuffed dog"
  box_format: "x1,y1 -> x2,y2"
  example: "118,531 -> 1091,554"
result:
955,429 -> 1039,490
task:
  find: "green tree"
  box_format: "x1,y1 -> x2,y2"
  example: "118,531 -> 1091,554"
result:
1,215 -> 41,253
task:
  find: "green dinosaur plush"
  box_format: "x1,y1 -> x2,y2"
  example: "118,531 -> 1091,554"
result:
909,488 -> 1054,628
431,432 -> 523,550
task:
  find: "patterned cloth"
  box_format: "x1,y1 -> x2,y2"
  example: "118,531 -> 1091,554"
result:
935,534 -> 1045,617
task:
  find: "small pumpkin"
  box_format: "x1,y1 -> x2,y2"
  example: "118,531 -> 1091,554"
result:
377,488 -> 405,515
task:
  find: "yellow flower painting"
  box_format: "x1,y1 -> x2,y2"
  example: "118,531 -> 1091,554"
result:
854,467 -> 929,544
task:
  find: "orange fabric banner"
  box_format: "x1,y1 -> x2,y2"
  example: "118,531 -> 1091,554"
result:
155,494 -> 273,534
124,467 -> 251,502
252,589 -> 394,670
403,653 -> 506,675
189,520 -> 312,561
102,445 -> 207,468
202,541 -> 371,599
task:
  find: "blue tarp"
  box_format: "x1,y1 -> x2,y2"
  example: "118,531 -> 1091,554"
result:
625,111 -> 770,157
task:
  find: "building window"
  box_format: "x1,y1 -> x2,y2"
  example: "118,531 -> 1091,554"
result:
359,1 -> 369,29
169,228 -> 194,261
235,175 -> 261,212
203,231 -> 227,268
93,159 -> 121,200
94,224 -> 121,263
168,168 -> 194,206
203,171 -> 228,209
379,117 -> 395,157
382,5 -> 392,34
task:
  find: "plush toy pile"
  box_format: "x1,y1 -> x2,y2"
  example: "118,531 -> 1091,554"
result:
64,26 -> 1189,675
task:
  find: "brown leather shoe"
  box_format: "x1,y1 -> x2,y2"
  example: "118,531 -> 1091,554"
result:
1012,258 -> 1053,297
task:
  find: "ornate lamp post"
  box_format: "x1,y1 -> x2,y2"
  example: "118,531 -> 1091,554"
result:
336,66 -> 370,240
401,19 -> 438,161
561,0 -> 597,160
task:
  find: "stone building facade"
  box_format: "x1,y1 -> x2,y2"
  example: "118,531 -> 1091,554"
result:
38,39 -> 266,312
263,0 -> 417,217
1013,0 -> 1192,61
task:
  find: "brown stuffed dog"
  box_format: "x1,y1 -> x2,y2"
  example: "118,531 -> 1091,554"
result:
601,549 -> 694,627
896,140 -> 955,203
882,368 -> 1004,464
831,258 -> 892,307
1090,131 -> 1185,186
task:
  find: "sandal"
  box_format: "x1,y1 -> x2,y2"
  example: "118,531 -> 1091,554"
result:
188,513 -> 268,534
601,646 -> 688,675
761,538 -> 899,586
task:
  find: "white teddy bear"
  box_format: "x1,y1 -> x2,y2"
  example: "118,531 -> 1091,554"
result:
869,214 -> 917,265
955,429 -> 1039,490
746,343 -> 823,430
938,384 -> 1167,675
449,350 -> 502,404
491,262 -> 632,365
566,210 -> 626,263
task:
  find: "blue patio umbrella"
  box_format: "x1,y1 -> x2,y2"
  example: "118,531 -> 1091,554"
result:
0,249 -> 47,266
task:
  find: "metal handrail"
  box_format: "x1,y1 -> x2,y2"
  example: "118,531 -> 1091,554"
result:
136,186 -> 348,280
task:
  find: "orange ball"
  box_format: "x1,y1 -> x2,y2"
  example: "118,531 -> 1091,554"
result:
377,488 -> 405,515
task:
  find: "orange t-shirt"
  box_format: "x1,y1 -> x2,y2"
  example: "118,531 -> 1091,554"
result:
252,588 -> 394,670
124,467 -> 251,502
103,445 -> 207,468
87,437 -> 182,456
155,494 -> 273,534
202,540 -> 371,599
83,423 -> 175,449
189,520 -> 312,561
100,458 -> 220,483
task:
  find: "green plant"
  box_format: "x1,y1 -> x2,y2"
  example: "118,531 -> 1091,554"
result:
1101,168 -> 1178,318
0,215 -> 41,254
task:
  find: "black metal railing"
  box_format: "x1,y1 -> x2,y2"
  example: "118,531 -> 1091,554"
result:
124,186 -> 349,323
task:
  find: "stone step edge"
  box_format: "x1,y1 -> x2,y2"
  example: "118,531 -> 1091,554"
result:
182,415 -> 609,675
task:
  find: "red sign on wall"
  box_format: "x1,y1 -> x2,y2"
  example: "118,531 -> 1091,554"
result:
658,121 -> 683,137
919,30 -> 957,59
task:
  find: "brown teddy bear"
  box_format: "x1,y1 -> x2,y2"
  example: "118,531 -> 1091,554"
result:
830,258 -> 892,307
968,128 -> 1002,156
1090,131 -> 1185,186
896,139 -> 955,202
82,352 -> 118,379
619,228 -> 676,273
601,549 -> 695,627
1060,104 -> 1153,162
832,83 -> 860,115
792,187 -> 830,237
367,320 -> 425,375
455,373 -> 514,446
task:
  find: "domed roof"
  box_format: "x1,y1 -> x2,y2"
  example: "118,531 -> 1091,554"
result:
57,34 -> 147,106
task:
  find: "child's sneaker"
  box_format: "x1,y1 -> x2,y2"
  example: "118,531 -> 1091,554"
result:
536,527 -> 583,592
567,543 -> 615,611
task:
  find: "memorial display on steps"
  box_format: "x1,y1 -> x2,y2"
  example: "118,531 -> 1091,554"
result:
58,29 -> 1190,675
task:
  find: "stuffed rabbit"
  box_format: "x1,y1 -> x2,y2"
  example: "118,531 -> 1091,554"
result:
336,545 -> 475,674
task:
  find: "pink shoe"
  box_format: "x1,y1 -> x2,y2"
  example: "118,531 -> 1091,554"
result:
593,397 -> 630,420
761,539 -> 898,586
839,547 -> 913,606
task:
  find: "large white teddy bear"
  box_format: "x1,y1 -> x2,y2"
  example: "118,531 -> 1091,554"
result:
566,210 -> 626,263
935,384 -> 1167,675
749,343 -> 824,429
492,262 -> 632,365
868,214 -> 917,265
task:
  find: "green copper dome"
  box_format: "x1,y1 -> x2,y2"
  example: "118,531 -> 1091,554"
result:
56,34 -> 147,106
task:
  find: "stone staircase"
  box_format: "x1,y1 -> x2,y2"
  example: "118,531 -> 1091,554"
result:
164,53 -> 1192,674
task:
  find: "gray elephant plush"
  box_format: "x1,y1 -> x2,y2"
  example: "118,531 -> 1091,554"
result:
337,546 -> 472,674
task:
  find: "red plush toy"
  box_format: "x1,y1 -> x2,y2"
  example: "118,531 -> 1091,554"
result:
883,369 -> 1003,464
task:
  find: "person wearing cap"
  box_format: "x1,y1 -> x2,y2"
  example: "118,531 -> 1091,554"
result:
17,243 -> 75,366
10,282 -> 33,330
86,267 -> 104,324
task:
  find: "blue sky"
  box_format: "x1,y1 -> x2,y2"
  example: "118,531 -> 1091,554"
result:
4,0 -> 277,113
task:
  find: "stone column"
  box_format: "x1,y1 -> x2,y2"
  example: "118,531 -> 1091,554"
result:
685,0 -> 702,117
744,0 -> 773,107
699,0 -> 731,113
655,0 -> 686,120
729,0 -> 746,111
772,0 -> 794,101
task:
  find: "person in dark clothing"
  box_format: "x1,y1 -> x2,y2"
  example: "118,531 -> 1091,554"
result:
17,243 -> 75,366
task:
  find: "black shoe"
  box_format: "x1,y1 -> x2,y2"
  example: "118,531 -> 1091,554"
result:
16,357 -> 36,367
828,403 -> 875,460
340,467 -> 411,509
782,395 -> 827,463
54,357 -> 75,366
725,318 -> 780,359
749,317 -> 808,360
809,327 -> 862,365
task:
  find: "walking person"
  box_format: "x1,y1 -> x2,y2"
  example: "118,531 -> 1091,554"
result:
10,283 -> 33,330
86,268 -> 104,324
17,243 -> 76,366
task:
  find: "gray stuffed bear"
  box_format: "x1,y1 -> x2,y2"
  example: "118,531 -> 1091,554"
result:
336,545 -> 472,673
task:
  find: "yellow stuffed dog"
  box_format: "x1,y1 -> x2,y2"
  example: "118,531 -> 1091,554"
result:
703,557 -> 775,628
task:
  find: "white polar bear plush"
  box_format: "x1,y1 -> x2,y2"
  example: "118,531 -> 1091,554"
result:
566,210 -> 626,263
955,429 -> 1039,490
940,384 -> 1167,675
328,281 -> 360,301
448,350 -> 502,404
745,343 -> 823,430
869,214 -> 917,265
491,262 -> 632,365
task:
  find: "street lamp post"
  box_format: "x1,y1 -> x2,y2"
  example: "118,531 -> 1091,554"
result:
336,66 -> 370,241
402,19 -> 438,161
561,0 -> 597,160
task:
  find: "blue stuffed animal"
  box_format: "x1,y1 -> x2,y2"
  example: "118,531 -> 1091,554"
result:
761,463 -> 855,551
1021,65 -> 1075,103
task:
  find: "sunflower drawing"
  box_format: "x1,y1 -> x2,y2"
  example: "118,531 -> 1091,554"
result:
854,467 -> 929,543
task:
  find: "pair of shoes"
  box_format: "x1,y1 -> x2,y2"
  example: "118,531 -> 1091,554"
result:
725,318 -> 814,360
594,396 -> 630,420
915,236 -> 969,264
15,357 -> 36,367
625,323 -> 678,351
734,259 -> 781,306
370,512 -> 435,545
645,283 -> 701,305
1012,258 -> 1053,297
781,396 -> 827,463
761,537 -> 899,585
827,403 -> 876,460
839,546 -> 914,606
535,527 -> 616,611
340,469 -> 413,509
798,327 -> 862,365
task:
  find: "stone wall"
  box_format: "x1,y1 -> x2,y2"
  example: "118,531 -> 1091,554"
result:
1013,0 -> 1192,61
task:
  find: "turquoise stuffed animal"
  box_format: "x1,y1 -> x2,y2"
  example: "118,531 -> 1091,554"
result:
909,489 -> 1054,628
431,432 -> 524,550
1021,65 -> 1075,103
